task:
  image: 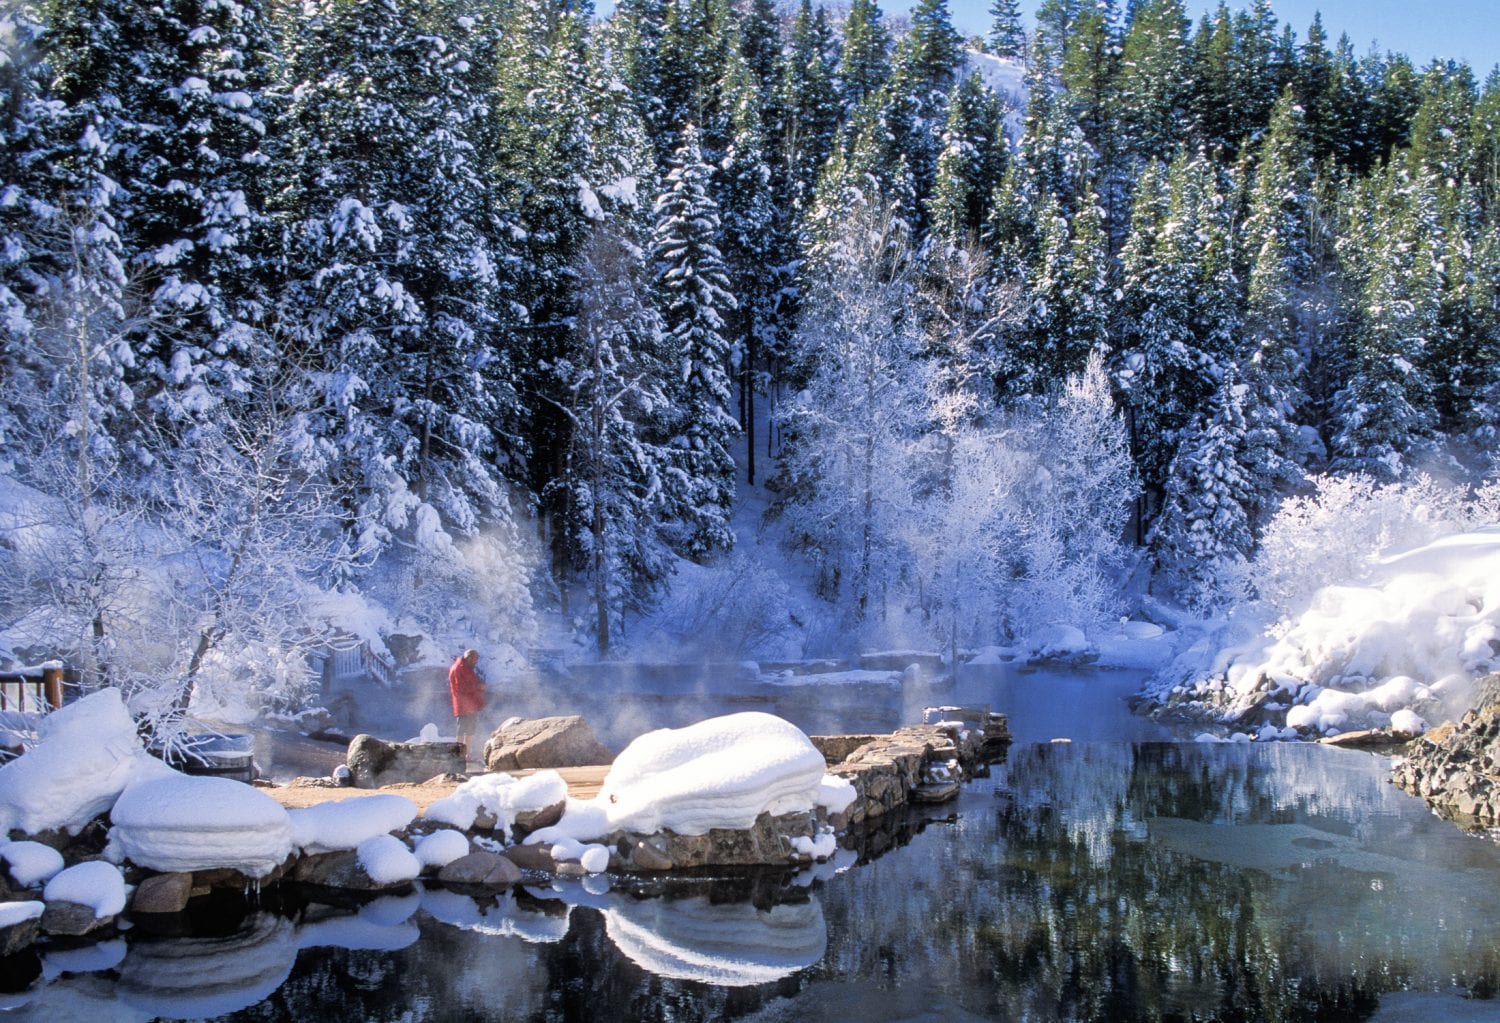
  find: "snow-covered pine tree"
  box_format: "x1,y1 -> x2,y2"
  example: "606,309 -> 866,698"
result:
119,0 -> 278,441
884,0 -> 964,212
1116,0 -> 1189,171
927,71 -> 1006,246
840,0 -> 892,117
553,225 -> 675,655
657,0 -> 733,161
1328,158 -> 1441,481
1238,88 -> 1315,532
651,126 -> 739,560
1150,366 -> 1255,612
278,0 -> 520,569
772,0 -> 839,216
986,0 -> 1026,59
717,53 -> 777,485
1113,151 -> 1234,516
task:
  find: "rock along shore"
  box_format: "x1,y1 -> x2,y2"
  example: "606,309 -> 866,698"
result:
0,708 -> 1010,958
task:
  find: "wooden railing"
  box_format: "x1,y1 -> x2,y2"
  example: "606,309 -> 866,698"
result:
0,665 -> 64,713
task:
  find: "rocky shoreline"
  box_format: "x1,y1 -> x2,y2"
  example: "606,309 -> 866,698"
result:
1392,675 -> 1500,829
0,706 -> 1010,959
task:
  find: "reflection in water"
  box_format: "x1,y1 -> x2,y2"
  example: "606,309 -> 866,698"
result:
6,741 -> 1500,1021
602,895 -> 826,987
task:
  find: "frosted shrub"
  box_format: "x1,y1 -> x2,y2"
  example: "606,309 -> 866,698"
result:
1252,473 -> 1490,617
645,551 -> 795,659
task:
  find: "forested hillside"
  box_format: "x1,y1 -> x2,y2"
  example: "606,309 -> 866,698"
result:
1,0 -> 1497,712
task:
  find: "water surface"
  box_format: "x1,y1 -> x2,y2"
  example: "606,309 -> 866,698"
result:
9,667 -> 1500,1021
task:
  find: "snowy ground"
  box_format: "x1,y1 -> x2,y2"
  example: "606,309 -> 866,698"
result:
1140,528 -> 1500,741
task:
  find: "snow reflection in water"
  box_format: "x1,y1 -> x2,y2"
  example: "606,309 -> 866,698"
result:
12,678 -> 1500,1019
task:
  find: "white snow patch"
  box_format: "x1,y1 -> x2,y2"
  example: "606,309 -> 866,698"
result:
289,794 -> 417,854
43,860 -> 126,918
109,774 -> 294,878
1,841 -> 63,886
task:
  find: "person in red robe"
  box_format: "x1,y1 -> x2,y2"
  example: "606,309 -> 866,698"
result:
448,648 -> 487,759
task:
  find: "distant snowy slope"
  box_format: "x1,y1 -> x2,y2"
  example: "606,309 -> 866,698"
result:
960,49 -> 1027,141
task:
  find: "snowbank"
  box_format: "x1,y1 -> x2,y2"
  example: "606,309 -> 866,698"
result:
108,774 -> 294,878
1150,528 -> 1500,738
0,689 -> 175,836
530,713 -> 830,842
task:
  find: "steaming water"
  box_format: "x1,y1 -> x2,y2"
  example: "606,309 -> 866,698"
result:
11,665 -> 1500,1021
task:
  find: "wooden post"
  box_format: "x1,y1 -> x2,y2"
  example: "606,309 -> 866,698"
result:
42,667 -> 62,710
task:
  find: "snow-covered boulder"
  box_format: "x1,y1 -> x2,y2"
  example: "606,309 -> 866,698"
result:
423,770 -> 567,835
1,840 -> 63,887
0,689 -> 175,837
108,774 -> 295,879
41,860 -> 126,935
566,712 -> 829,838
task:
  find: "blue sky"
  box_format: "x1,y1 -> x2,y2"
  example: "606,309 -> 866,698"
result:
935,1 -> 1500,72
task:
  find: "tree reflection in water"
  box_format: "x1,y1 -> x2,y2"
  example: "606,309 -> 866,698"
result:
6,742 -> 1500,1021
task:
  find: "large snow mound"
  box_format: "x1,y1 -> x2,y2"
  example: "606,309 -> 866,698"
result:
0,689 -> 175,836
1157,527 -> 1500,738
530,712 -> 831,841
109,774 -> 294,878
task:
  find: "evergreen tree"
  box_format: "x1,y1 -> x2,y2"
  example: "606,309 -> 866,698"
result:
651,127 -> 739,559
553,226 -> 674,654
839,0 -> 891,116
1116,0 -> 1189,169
1238,88 -> 1315,530
737,0 -> 782,110
772,0 -> 839,214
986,0 -> 1026,59
885,0 -> 964,208
279,0 -> 519,557
1114,151 -> 1235,511
120,0 -> 280,436
717,54 -> 777,485
1329,161 -> 1442,480
1150,367 -> 1255,611
927,72 -> 1006,245
1019,190 -> 1110,390
657,0 -> 733,159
